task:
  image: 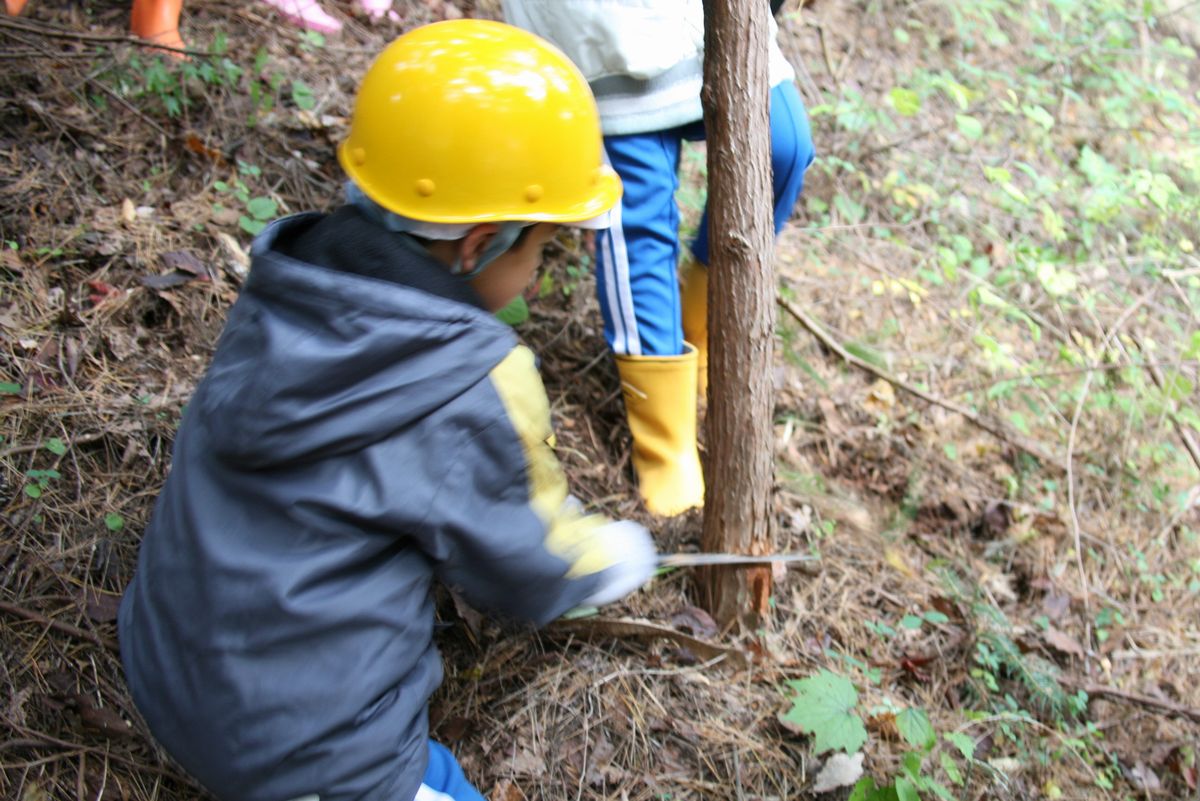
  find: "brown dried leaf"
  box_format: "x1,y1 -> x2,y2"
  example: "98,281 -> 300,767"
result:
1043,626 -> 1084,658
436,715 -> 470,743
161,250 -> 212,278
104,329 -> 140,362
488,780 -> 526,801
1128,763 -> 1162,792
141,272 -> 193,290
506,748 -> 544,777
2,248 -> 22,274
76,698 -> 134,738
184,134 -> 225,165
669,605 -> 718,639
84,589 -> 122,623
1042,591 -> 1071,621
816,397 -> 845,436
21,782 -> 49,801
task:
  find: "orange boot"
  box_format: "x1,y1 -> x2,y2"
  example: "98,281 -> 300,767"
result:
5,0 -> 30,16
131,0 -> 187,58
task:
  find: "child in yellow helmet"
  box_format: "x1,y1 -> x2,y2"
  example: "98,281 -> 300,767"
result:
119,20 -> 655,801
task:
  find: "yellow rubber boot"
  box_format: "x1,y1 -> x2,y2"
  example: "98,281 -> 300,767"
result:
131,0 -> 187,58
679,261 -> 709,402
614,344 -> 705,517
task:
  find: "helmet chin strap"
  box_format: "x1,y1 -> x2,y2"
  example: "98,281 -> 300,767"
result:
450,222 -> 526,279
346,181 -> 529,280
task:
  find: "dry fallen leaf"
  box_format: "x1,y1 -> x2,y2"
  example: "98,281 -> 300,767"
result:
506,748 -> 544,777
1043,625 -> 1085,658
862,378 -> 896,415
669,605 -> 718,639
84,589 -> 122,623
1128,763 -> 1162,792
216,232 -> 250,278
812,751 -> 864,794
884,546 -> 917,579
488,779 -> 526,801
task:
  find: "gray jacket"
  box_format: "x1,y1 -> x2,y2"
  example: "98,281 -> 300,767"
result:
119,209 -> 632,801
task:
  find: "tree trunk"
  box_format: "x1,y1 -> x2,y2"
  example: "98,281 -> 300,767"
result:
699,0 -> 777,627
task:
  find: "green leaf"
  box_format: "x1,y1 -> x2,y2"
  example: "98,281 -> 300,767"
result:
940,752 -> 963,786
943,731 -> 976,761
1174,405 -> 1200,432
983,166 -> 1012,184
24,484 -> 42,498
299,30 -> 326,48
844,342 -> 889,370
900,614 -> 924,630
1183,332 -> 1200,361
1036,262 -> 1078,297
901,751 -> 924,780
1040,202 -> 1067,242
955,114 -> 984,140
245,196 -> 278,221
1022,104 -> 1055,131
897,708 -> 936,750
851,778 -> 899,801
834,193 -> 866,224
44,437 -> 67,456
895,777 -> 920,801
924,778 -> 960,801
494,295 -> 530,326
779,670 -> 867,754
291,80 -> 316,111
849,778 -> 877,801
239,216 -> 268,236
0,381 -> 21,394
889,87 -> 921,117
104,513 -> 125,532
1161,372 -> 1194,401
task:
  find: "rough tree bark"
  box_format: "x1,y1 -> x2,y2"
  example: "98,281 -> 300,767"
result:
699,0 -> 777,627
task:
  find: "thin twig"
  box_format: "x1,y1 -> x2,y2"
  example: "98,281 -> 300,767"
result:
1064,292 -> 1152,658
1129,332 -> 1200,475
0,16 -> 209,58
0,432 -> 105,460
777,294 -> 1071,472
1060,678 -> 1200,725
0,601 -> 119,653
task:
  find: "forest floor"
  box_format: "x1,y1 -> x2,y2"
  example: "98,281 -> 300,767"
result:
2,0 -> 1199,799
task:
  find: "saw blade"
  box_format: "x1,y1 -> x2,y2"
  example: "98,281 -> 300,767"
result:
657,552 -> 819,568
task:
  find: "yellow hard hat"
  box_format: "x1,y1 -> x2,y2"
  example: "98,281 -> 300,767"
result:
339,19 -> 622,226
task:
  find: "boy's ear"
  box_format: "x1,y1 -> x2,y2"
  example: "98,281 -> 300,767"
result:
458,223 -> 499,274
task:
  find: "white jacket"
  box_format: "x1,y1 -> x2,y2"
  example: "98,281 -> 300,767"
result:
502,0 -> 796,135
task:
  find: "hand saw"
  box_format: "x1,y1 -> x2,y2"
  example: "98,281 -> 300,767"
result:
656,552 -> 819,568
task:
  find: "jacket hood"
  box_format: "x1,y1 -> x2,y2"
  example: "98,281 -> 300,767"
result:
194,215 -> 516,468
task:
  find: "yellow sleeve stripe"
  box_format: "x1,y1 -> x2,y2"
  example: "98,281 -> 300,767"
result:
489,346 -> 616,578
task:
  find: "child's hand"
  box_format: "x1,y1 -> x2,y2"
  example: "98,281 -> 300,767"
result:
580,520 -> 657,607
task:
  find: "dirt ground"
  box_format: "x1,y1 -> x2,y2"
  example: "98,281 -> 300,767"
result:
2,1 -> 1199,800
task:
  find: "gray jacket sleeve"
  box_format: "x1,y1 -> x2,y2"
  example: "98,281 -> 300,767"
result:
420,345 -> 651,625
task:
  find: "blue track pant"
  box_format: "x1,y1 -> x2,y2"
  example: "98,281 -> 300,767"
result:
595,80 -> 814,357
412,740 -> 485,801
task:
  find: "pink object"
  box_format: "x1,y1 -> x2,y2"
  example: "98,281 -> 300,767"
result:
355,0 -> 395,20
258,0 -> 342,33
